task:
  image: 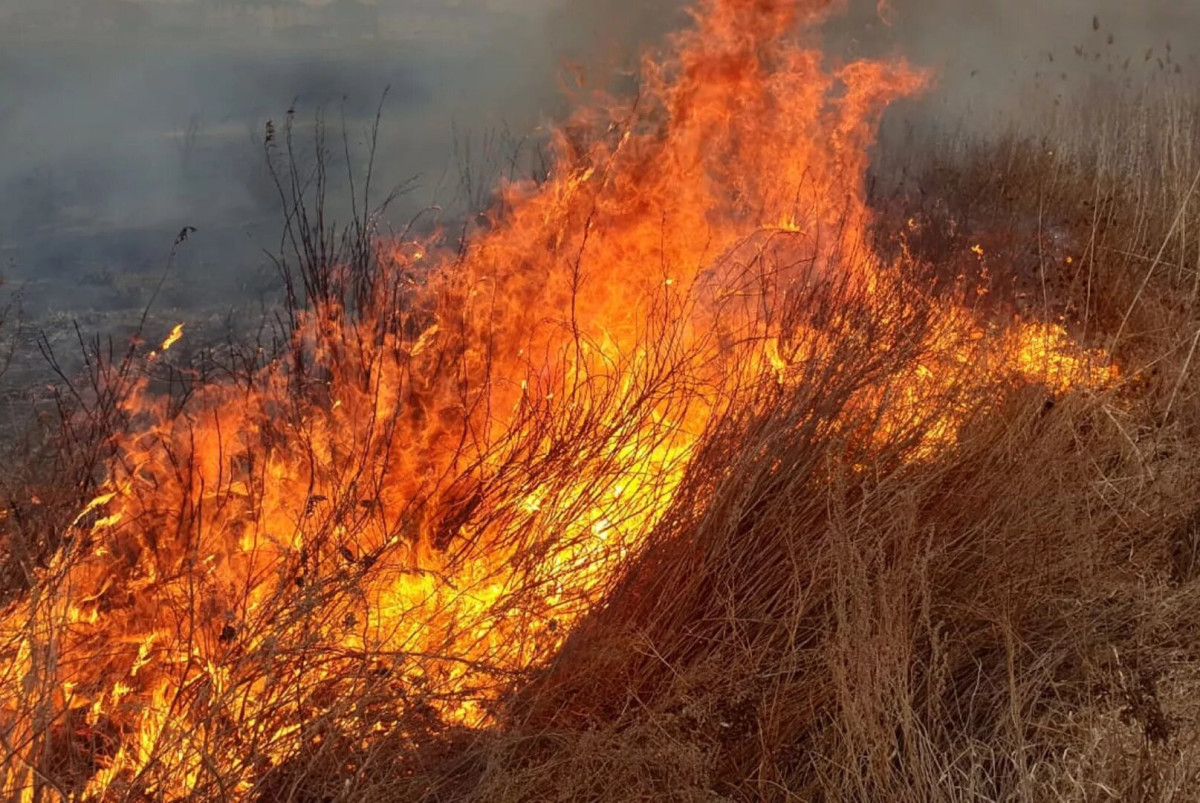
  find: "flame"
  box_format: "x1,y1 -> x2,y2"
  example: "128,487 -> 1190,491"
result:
0,1 -> 1117,798
161,323 -> 185,352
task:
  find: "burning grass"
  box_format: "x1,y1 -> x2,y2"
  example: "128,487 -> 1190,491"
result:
2,0 -> 1199,800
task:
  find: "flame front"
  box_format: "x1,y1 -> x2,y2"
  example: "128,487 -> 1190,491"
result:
0,1 -> 1116,798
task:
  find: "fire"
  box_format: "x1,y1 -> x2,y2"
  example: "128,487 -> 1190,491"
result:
160,323 -> 185,352
0,0 -> 1117,799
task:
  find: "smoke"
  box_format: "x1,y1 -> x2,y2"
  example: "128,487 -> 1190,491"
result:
835,0 -> 1198,125
540,0 -> 686,89
0,0 -> 568,313
0,0 -> 1196,316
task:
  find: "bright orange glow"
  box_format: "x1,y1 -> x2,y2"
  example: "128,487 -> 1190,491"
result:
161,323 -> 185,352
0,1 -> 1118,798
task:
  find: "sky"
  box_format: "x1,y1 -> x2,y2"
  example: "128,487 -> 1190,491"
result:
0,0 -> 1195,315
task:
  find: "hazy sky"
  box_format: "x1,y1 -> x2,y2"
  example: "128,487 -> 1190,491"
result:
0,0 -> 1195,310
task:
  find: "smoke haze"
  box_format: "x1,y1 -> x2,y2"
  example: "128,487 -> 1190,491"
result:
0,0 -> 1196,317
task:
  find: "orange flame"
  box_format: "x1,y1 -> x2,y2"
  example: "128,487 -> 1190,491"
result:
0,1 -> 1117,798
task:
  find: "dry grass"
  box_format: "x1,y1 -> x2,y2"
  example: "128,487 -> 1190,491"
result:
385,87 -> 1200,801
5,81 -> 1200,802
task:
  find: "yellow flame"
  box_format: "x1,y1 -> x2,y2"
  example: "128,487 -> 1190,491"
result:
161,323 -> 185,351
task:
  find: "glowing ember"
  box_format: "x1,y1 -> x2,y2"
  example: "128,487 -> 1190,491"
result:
0,0 -> 1117,798
160,323 -> 185,352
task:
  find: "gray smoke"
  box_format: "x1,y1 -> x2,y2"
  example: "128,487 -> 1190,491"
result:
0,0 -> 1195,317
836,0 -> 1197,124
0,0 -> 567,314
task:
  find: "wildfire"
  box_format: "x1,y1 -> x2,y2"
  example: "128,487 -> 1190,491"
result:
0,0 -> 1117,799
160,323 -> 185,352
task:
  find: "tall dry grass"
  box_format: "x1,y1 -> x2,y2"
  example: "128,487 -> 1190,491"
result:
3,82 -> 1200,802
381,88 -> 1200,801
